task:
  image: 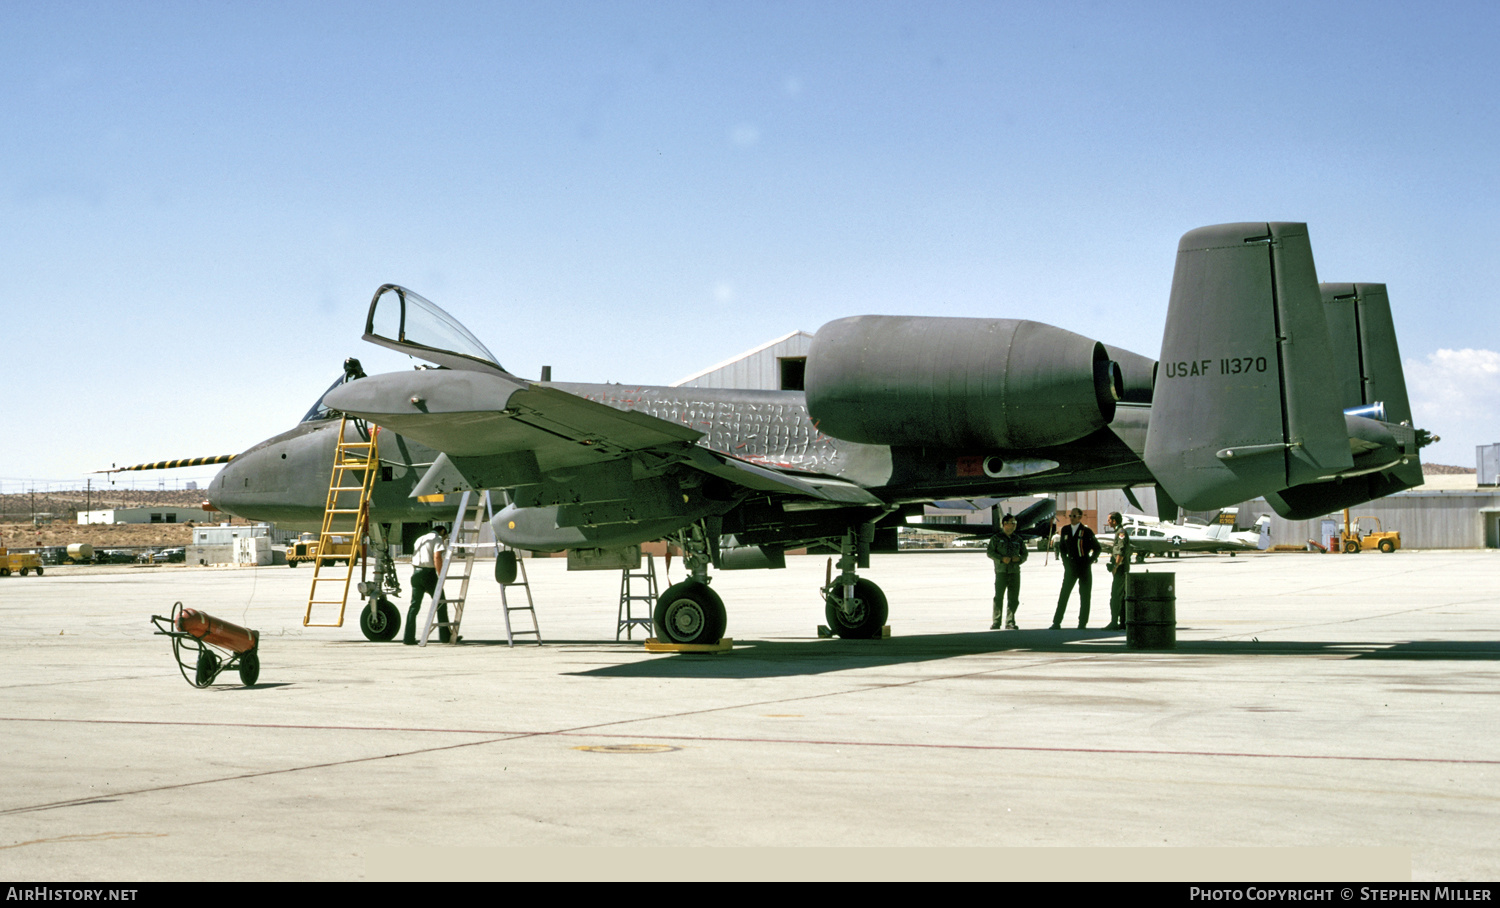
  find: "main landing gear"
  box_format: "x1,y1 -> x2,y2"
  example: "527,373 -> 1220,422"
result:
654,523 -> 727,645
821,524 -> 888,639
651,519 -> 890,644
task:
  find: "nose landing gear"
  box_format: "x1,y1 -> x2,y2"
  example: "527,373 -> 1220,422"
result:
359,522 -> 405,642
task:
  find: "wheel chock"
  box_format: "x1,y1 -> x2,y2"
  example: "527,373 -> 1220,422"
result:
644,637 -> 733,654
817,625 -> 891,639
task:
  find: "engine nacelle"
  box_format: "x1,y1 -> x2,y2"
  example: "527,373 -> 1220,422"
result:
805,316 -> 1121,449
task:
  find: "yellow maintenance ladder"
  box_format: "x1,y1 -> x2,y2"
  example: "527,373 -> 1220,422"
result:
304,418 -> 379,628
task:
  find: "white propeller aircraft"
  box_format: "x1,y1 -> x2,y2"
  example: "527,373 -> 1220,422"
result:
1119,508 -> 1272,560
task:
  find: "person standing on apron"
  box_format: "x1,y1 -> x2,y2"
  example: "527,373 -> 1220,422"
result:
405,524 -> 451,645
1105,512 -> 1132,631
986,514 -> 1027,630
1051,508 -> 1101,629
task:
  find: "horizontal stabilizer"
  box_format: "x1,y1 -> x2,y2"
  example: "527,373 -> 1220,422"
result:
1266,471 -> 1418,520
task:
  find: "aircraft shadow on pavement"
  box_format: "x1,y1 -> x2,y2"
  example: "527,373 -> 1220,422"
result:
549,632 -> 1500,680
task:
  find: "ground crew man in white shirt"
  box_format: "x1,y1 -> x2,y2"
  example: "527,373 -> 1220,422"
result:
404,525 -> 451,645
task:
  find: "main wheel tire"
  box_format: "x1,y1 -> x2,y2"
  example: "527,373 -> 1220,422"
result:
238,650 -> 261,686
653,581 -> 726,645
1379,539 -> 1395,553
359,598 -> 401,642
824,578 -> 889,639
1344,541 -> 1359,554
1134,552 -> 1145,564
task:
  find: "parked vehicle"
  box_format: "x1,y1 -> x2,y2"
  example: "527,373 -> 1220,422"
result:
0,547 -> 45,576
138,548 -> 186,564
287,533 -> 353,567
1340,511 -> 1401,554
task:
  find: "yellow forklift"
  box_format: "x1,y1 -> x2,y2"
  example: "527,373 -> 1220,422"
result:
1339,509 -> 1401,553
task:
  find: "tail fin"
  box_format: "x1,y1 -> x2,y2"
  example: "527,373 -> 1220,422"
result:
1264,283 -> 1425,518
1256,515 -> 1272,550
1206,508 -> 1237,541
1145,224 -> 1426,517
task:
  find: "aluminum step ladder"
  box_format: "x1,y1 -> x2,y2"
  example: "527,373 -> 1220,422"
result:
497,548 -> 542,647
304,419 -> 378,628
617,554 -> 658,640
419,490 -> 487,646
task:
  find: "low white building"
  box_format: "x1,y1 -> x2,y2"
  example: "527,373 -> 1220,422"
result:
77,507 -> 211,526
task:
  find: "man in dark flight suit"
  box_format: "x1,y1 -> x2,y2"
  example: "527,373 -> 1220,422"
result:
1051,508 -> 1101,629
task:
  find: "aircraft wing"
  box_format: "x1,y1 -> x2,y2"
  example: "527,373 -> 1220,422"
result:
326,370 -> 699,463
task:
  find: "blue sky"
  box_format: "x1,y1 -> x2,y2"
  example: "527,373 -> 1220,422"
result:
3,1 -> 1497,490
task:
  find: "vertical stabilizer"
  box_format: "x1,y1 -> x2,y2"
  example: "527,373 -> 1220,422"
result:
1263,282 -> 1425,517
1145,223 -> 1353,510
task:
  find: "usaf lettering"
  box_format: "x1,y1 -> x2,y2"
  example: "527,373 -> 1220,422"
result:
1164,356 -> 1269,378
1164,359 -> 1213,378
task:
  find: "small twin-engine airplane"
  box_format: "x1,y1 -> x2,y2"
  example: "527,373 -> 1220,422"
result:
1119,508 -> 1273,560
191,222 -> 1430,644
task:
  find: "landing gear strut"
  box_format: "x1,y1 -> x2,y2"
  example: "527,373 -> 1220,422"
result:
822,524 -> 888,639
359,522 -> 405,642
654,522 -> 727,645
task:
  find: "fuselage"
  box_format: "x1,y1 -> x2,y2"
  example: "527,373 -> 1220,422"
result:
206,415 -> 453,531
551,382 -> 1155,502
210,375 -> 1156,545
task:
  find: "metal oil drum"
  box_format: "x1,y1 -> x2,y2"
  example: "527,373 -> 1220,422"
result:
1125,572 -> 1176,649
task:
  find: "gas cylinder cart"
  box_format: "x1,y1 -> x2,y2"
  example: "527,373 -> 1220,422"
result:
150,602 -> 261,688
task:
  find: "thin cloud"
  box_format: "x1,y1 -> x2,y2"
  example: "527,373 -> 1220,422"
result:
730,123 -> 760,146
1404,348 -> 1500,465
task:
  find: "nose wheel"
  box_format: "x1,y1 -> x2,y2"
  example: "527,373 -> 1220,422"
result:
359,597 -> 401,641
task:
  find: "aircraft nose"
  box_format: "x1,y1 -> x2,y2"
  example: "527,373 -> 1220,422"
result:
205,451 -> 254,517
202,425 -> 332,527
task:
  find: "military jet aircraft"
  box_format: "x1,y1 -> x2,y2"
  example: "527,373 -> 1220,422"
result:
201,221 -> 1431,645
1120,508 -> 1272,560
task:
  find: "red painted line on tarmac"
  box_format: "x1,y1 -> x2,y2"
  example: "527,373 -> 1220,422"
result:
3,715 -> 1495,767
0,733 -> 526,816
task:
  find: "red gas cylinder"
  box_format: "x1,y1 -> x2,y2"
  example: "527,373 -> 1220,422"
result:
176,609 -> 258,654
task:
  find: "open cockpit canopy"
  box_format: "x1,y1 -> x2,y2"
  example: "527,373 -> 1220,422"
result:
362,284 -> 504,373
